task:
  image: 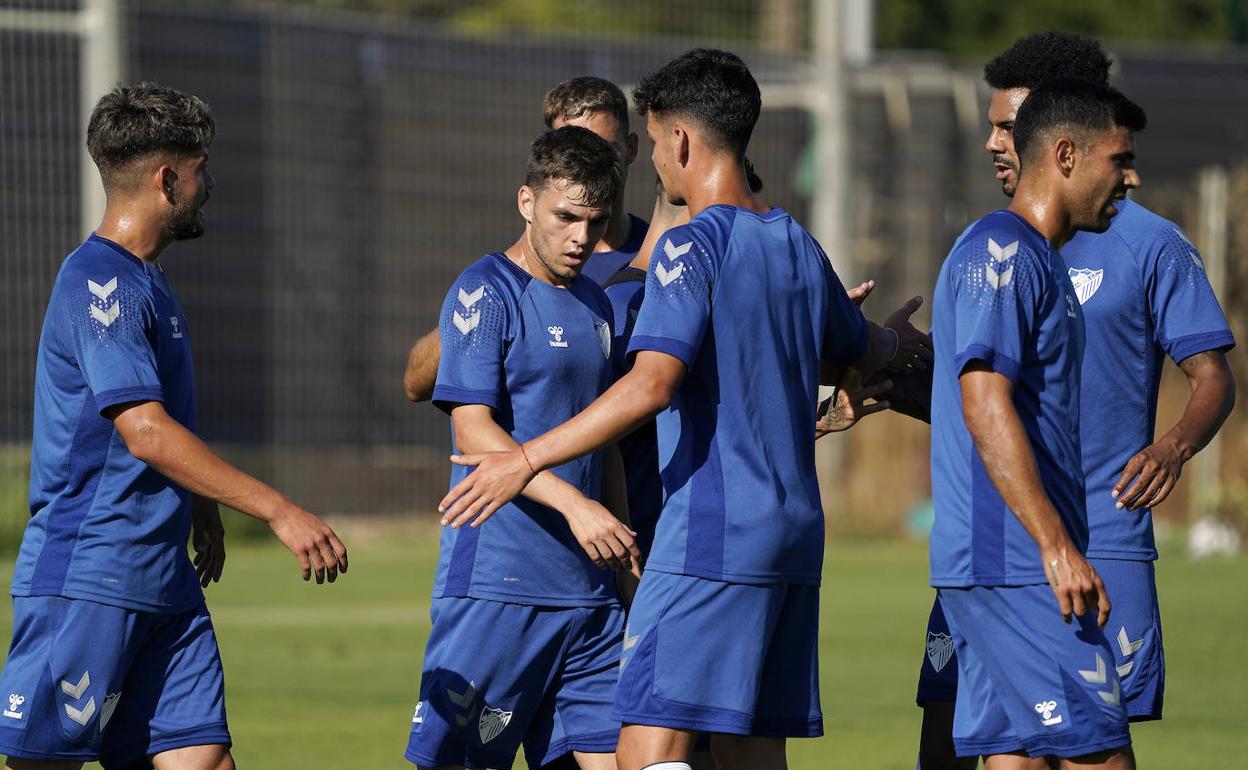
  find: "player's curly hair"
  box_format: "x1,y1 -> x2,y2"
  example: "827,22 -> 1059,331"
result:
984,32 -> 1112,91
1013,78 -> 1147,168
525,126 -> 622,209
87,82 -> 215,191
633,48 -> 760,158
543,77 -> 630,135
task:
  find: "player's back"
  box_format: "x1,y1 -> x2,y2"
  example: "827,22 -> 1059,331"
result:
629,205 -> 867,586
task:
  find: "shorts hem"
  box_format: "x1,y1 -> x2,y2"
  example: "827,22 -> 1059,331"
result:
537,729 -> 619,765
952,736 -> 1026,757
9,589 -> 205,615
642,563 -> 821,587
1126,704 -> 1163,722
103,724 -> 232,768
0,741 -> 98,763
1085,551 -> 1158,562
615,710 -> 821,739
404,747 -> 514,770
1022,735 -> 1131,759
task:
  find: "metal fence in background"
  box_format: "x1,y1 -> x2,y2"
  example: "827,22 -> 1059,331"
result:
3,1 -> 1247,538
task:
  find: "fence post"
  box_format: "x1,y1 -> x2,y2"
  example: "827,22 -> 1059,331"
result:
1192,165 -> 1229,522
79,0 -> 126,236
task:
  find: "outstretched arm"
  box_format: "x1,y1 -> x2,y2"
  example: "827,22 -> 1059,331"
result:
439,351 -> 686,527
448,404 -> 639,574
1113,349 -> 1235,510
961,364 -> 1109,627
403,328 -> 441,402
107,400 -> 347,584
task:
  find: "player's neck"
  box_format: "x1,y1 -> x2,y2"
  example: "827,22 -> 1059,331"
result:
506,232 -> 572,288
94,205 -> 172,265
682,157 -> 767,218
1007,184 -> 1076,251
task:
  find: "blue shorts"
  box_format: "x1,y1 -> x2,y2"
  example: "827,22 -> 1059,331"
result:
916,593 -> 958,705
939,585 -> 1130,759
0,596 -> 230,769
614,571 -> 822,738
1090,558 -> 1164,721
405,597 -> 624,769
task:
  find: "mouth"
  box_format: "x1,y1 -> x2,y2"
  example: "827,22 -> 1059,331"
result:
992,155 -> 1014,181
563,253 -> 586,267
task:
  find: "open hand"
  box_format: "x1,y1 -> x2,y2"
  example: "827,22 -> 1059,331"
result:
269,505 -> 349,584
884,296 -> 933,373
816,377 -> 892,437
565,497 -> 642,578
439,448 -> 536,528
191,497 -> 226,588
1113,437 -> 1183,511
847,279 -> 875,306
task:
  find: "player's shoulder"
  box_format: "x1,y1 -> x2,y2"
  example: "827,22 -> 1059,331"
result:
448,253 -> 528,305
53,236 -> 152,307
953,210 -> 1047,266
1110,199 -> 1202,264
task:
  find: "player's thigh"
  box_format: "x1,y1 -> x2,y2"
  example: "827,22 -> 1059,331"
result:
405,598 -> 576,770
0,597 -> 143,766
103,606 -> 231,770
1088,559 -> 1163,722
708,734 -> 785,770
754,584 -> 821,738
940,585 -> 1131,760
149,744 -> 232,770
524,604 -> 624,768
919,700 -> 977,770
615,724 -> 697,769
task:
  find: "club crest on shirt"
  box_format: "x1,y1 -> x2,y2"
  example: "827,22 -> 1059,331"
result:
595,319 -> 611,359
1068,267 -> 1104,305
478,705 -> 513,744
926,631 -> 953,673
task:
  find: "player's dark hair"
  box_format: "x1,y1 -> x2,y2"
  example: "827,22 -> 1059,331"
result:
1013,79 -> 1147,168
633,48 -> 761,157
984,31 -> 1112,91
525,126 -> 622,209
87,82 -> 215,192
543,76 -> 630,135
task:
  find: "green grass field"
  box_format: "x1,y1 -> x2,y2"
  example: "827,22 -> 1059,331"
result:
0,519 -> 1244,769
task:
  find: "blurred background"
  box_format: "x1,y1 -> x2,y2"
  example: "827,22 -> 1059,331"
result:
3,0 -> 1248,546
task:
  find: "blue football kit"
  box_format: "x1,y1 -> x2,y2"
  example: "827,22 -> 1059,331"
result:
408,253 -> 623,769
0,235 -> 229,767
579,214 -> 648,286
614,205 -> 868,737
918,201 -> 1235,725
929,211 -> 1129,757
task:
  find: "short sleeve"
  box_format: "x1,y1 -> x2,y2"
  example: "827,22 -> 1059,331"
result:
432,268 -> 510,414
951,235 -> 1045,382
1146,226 -> 1235,364
820,261 -> 869,367
628,228 -> 714,367
66,273 -> 163,413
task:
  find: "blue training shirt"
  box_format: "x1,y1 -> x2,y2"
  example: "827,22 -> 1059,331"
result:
601,267 -> 662,560
930,210 -> 1086,587
13,234 -> 202,613
1064,199 -> 1235,561
432,252 -> 618,607
580,214 -> 648,286
627,205 -> 868,585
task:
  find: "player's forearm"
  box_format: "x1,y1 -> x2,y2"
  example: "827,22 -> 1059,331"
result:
1161,351 -> 1236,462
524,367 -> 669,474
962,377 -> 1074,555
600,443 -> 631,526
403,328 -> 441,402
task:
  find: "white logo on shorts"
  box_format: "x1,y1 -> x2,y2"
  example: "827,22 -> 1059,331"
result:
3,694 -> 25,720
478,705 -> 513,744
1034,699 -> 1063,726
926,631 -> 954,673
411,700 -> 424,725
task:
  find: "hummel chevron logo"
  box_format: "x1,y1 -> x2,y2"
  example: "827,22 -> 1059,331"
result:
87,277 -> 117,301
623,625 -> 640,652
1116,661 -> 1134,678
1078,654 -> 1108,685
447,681 -> 476,709
452,311 -> 479,335
1173,228 -> 1206,270
90,303 -> 121,327
1117,627 -> 1143,656
985,238 -> 1017,290
64,697 -> 96,726
458,286 -> 485,309
656,239 -> 691,287
61,671 -> 90,699
1098,679 -> 1122,706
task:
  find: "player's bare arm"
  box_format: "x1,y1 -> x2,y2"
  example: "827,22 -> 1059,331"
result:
439,351 -> 686,527
403,327 -> 441,403
448,404 -> 640,576
191,494 -> 226,588
1113,349 -> 1236,510
105,400 -> 348,584
960,363 -> 1110,627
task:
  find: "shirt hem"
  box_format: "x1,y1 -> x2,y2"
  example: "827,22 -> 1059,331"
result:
93,385 -> 165,412
1085,549 -> 1158,562
432,588 -> 621,609
930,573 -> 1049,588
955,344 -> 1020,382
627,335 -> 696,369
10,585 -> 205,615
431,385 -> 500,415
1167,330 -> 1235,364
644,561 -> 822,587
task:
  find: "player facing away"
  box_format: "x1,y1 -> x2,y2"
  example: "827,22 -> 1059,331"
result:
403,76 -> 648,404
435,48 -> 930,770
405,126 -> 640,770
916,32 -> 1236,770
0,84 -> 348,770
930,79 -> 1147,770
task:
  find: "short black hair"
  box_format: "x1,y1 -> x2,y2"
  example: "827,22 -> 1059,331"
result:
1013,78 -> 1147,167
87,82 -> 215,191
633,48 -> 760,157
525,125 -> 622,209
543,77 -> 630,135
984,32 -> 1112,91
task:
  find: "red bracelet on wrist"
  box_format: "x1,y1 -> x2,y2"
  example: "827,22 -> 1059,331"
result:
518,444 -> 537,475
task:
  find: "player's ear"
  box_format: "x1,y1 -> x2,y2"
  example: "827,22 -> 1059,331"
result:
625,132 -> 638,165
517,184 -> 535,224
1054,136 -> 1077,178
158,164 -> 179,204
675,125 -> 690,168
